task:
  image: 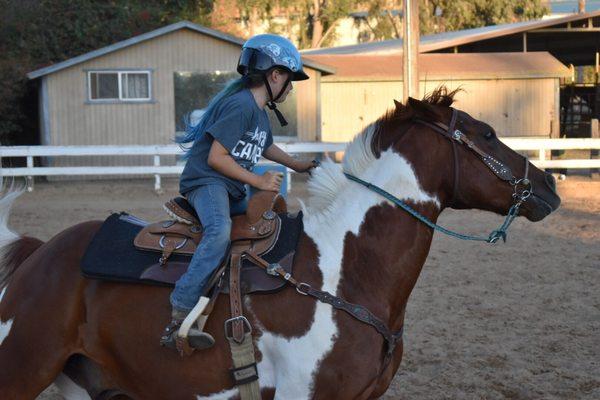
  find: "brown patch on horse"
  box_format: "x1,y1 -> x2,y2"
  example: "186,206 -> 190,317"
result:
310,202 -> 439,399
246,232 -> 323,338
0,236 -> 44,288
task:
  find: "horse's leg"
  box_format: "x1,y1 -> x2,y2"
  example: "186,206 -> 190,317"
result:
0,224 -> 97,399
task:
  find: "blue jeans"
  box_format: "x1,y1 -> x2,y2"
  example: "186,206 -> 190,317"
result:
170,184 -> 247,312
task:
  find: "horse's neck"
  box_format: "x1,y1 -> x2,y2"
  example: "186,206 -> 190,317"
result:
302,149 -> 443,326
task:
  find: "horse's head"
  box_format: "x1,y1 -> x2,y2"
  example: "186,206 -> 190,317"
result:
375,89 -> 560,222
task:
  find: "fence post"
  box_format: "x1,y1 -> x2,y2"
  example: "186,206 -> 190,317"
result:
26,156 -> 34,192
154,154 -> 162,193
538,147 -> 546,162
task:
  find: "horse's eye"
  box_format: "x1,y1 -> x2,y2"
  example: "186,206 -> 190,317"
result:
484,131 -> 495,140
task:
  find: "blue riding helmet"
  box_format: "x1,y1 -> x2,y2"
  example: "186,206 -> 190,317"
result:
237,34 -> 309,81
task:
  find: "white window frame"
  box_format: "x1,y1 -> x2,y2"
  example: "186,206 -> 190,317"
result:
87,70 -> 152,103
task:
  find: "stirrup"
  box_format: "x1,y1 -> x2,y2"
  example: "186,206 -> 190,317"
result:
161,296 -> 213,355
160,320 -> 215,354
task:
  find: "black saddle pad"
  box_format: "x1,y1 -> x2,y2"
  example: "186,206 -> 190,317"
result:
81,212 -> 303,291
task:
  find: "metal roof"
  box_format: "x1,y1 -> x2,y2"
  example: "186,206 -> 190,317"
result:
305,52 -> 572,81
28,21 -> 334,80
301,9 -> 600,55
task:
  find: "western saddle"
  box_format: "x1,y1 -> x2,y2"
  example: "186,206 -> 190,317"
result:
134,190 -> 287,270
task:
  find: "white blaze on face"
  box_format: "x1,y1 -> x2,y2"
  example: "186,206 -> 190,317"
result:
0,286 -> 14,346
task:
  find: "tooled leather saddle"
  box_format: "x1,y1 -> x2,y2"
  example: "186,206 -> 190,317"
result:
131,191 -> 295,294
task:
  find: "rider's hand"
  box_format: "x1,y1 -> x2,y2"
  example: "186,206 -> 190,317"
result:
294,159 -> 320,173
255,171 -> 283,192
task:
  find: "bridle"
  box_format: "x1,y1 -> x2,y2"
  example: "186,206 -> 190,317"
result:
414,108 -> 532,207
344,108 -> 533,243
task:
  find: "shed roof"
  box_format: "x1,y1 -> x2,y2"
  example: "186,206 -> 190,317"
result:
301,9 -> 600,56
305,52 -> 571,81
28,21 -> 335,80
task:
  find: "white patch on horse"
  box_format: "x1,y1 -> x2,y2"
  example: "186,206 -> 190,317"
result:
196,388 -> 239,400
0,286 -> 14,346
54,373 -> 92,400
0,186 -> 23,347
0,184 -> 23,287
0,318 -> 13,346
197,386 -> 279,400
240,123 -> 440,399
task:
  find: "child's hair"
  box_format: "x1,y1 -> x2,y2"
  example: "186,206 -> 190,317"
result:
176,68 -> 285,158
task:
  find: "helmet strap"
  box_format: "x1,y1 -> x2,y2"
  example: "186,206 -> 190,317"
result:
262,73 -> 289,127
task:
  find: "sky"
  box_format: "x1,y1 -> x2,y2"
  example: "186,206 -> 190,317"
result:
549,0 -> 600,13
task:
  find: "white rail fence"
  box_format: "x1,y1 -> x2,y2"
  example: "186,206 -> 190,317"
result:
0,139 -> 599,192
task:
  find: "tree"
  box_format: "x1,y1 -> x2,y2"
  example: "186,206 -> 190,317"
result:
419,0 -> 549,35
0,0 -> 201,145
200,0 -> 364,49
356,0 -> 549,42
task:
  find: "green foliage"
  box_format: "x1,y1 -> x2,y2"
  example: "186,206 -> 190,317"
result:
0,0 -> 199,144
419,0 -> 549,35
358,0 -> 549,42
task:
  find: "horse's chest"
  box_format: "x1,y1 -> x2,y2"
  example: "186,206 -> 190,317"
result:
252,299 -> 337,398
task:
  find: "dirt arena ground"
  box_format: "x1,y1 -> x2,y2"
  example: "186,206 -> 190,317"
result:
5,175 -> 597,400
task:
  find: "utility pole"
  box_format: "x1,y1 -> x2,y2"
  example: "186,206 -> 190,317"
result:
403,0 -> 420,102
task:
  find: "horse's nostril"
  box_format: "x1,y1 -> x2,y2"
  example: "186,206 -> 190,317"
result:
544,173 -> 557,192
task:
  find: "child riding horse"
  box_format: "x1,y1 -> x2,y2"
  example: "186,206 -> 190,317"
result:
161,34 -> 317,350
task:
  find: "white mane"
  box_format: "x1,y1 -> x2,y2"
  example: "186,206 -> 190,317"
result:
302,124 -> 378,213
301,121 -> 439,222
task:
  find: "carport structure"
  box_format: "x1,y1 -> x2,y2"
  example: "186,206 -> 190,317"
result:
304,10 -> 600,139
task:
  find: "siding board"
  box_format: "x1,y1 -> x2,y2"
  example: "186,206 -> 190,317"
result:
321,78 -> 557,142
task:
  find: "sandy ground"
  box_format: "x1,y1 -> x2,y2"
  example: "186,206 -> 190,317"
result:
3,175 -> 597,400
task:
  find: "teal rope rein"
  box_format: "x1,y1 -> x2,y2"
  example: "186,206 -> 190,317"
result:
343,172 -> 520,244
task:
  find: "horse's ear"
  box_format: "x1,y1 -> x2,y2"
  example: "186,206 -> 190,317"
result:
393,99 -> 403,109
408,97 -> 440,120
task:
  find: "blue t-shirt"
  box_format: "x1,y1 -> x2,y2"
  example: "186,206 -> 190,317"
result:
180,89 -> 274,199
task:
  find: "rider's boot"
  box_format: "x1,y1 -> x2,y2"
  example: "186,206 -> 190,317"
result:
160,297 -> 215,350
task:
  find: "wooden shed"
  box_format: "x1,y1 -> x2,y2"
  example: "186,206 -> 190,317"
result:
27,21 -> 334,166
306,52 -> 571,142
304,10 -> 600,139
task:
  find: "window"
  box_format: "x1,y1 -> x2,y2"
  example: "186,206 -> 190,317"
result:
174,71 -> 238,131
88,71 -> 151,101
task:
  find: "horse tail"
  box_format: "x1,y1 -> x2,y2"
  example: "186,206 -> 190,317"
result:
0,186 -> 44,289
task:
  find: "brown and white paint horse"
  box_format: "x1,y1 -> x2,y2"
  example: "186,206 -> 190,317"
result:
0,89 -> 560,400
